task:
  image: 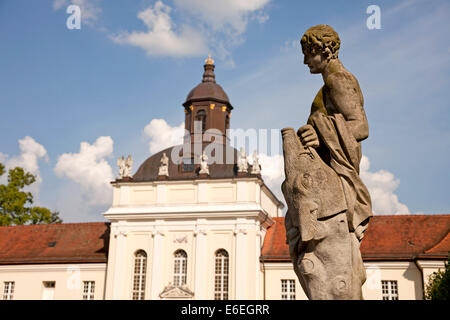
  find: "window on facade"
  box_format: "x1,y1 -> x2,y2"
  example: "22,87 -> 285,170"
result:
281,279 -> 296,300
173,250 -> 187,286
182,157 -> 194,172
195,110 -> 207,133
381,280 -> 398,300
214,249 -> 229,300
2,282 -> 14,300
132,250 -> 147,300
83,281 -> 95,300
42,281 -> 56,300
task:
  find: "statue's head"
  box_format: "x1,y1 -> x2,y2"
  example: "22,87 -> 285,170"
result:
300,24 -> 340,74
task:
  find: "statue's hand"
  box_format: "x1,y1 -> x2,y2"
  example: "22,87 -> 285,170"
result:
355,223 -> 368,242
298,125 -> 319,148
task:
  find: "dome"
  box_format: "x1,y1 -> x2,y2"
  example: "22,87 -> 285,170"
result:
183,59 -> 232,109
133,145 -> 246,182
185,82 -> 230,105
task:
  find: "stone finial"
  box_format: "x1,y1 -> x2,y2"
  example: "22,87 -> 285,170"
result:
237,147 -> 248,173
158,153 -> 169,177
117,155 -> 133,179
199,151 -> 209,175
251,151 -> 261,175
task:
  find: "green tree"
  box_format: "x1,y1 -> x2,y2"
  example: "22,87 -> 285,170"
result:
0,162 -> 62,226
425,254 -> 450,300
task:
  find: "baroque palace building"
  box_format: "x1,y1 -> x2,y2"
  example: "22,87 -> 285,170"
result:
0,59 -> 449,300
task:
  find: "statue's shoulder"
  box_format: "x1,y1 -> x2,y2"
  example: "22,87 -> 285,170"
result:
325,68 -> 357,90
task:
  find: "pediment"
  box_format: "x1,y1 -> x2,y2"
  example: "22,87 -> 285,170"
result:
159,284 -> 194,299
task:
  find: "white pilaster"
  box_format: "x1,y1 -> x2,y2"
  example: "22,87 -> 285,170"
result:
150,226 -> 165,299
156,184 -> 166,204
197,182 -> 208,203
119,186 -> 130,205
255,222 -> 262,299
194,224 -> 208,299
234,225 -> 248,299
255,182 -> 261,204
236,181 -> 246,202
112,229 -> 127,299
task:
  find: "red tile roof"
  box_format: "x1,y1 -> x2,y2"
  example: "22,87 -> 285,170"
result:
0,215 -> 448,265
0,222 -> 110,264
425,232 -> 450,255
262,215 -> 450,262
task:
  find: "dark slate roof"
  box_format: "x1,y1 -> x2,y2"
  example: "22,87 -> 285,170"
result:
183,62 -> 232,108
261,215 -> 450,262
185,81 -> 230,106
132,145 -> 252,182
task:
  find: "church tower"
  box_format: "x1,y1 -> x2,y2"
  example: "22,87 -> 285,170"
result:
183,56 -> 232,144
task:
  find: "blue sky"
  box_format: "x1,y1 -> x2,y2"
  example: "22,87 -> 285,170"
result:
0,0 -> 449,222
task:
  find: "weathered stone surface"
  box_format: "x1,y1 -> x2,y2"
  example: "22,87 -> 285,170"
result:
282,24 -> 372,300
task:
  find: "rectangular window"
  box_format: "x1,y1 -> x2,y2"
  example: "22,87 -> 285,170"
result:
42,281 -> 56,300
182,158 -> 194,172
381,280 -> 398,300
281,279 -> 295,300
3,282 -> 14,300
83,281 -> 95,300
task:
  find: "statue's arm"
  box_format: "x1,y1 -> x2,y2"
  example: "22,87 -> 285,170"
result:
326,72 -> 369,142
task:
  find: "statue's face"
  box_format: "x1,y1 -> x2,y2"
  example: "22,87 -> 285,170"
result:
302,46 -> 328,74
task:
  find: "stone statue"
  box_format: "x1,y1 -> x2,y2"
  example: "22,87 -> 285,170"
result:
117,155 -> 133,179
251,151 -> 261,175
158,153 -> 169,176
237,147 -> 248,173
199,151 -> 209,175
281,24 -> 372,300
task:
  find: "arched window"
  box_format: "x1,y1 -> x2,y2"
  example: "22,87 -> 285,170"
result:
214,249 -> 229,300
132,250 -> 147,300
195,110 -> 207,133
173,250 -> 187,286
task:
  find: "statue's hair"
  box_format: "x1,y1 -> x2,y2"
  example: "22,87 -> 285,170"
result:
300,24 -> 340,59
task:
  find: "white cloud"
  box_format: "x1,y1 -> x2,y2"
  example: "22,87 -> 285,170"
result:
256,153 -> 285,202
6,136 -> 49,173
360,155 -> 410,215
143,119 -> 186,154
0,137 -> 49,198
111,1 -> 208,58
110,0 -> 270,63
53,0 -> 101,25
174,0 -> 270,65
54,136 -> 114,205
0,137 -> 49,205
174,0 -> 270,35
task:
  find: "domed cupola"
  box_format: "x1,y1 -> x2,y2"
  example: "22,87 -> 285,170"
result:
183,56 -> 233,144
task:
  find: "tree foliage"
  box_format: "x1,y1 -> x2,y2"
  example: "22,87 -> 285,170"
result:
0,162 -> 62,226
425,254 -> 450,300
